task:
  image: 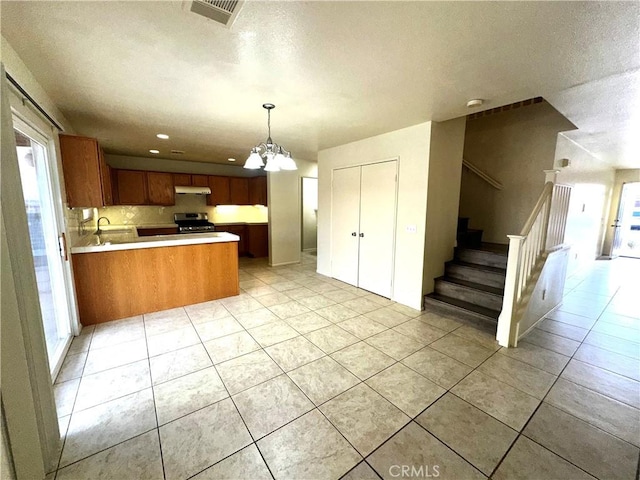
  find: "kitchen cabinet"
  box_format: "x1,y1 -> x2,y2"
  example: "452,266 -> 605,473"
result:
229,177 -> 250,205
246,224 -> 269,258
59,134 -> 113,207
113,169 -> 174,206
137,226 -> 179,236
192,175 -> 209,187
207,176 -> 231,205
249,176 -> 268,206
173,173 -> 209,187
330,161 -> 397,298
223,225 -> 246,255
147,172 -> 174,205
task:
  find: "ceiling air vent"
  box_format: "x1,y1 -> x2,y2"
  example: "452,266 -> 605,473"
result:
171,150 -> 185,155
186,0 -> 244,27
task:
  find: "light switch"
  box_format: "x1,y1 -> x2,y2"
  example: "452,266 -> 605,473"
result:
406,225 -> 417,234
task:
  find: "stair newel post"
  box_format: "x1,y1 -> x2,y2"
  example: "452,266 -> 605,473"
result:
497,235 -> 525,347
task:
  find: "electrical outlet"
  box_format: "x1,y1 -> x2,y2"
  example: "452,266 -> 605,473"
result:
406,225 -> 417,234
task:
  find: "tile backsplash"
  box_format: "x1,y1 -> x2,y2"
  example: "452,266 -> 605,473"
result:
96,195 -> 268,226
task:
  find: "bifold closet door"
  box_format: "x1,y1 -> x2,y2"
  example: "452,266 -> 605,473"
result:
358,161 -> 397,298
330,166 -> 361,286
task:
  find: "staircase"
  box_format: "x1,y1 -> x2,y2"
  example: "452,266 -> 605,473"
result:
424,219 -> 507,326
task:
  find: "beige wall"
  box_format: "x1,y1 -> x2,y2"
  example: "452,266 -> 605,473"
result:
423,118 -> 466,293
318,122 -> 432,310
268,159 -> 317,266
554,134 -> 616,275
459,101 -> 576,244
602,168 -> 640,256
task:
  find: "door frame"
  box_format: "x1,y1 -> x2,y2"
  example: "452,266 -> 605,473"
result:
300,176 -> 318,253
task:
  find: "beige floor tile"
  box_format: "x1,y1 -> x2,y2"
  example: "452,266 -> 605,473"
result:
451,371 -> 540,431
574,343 -> 640,380
57,431 -> 163,480
545,310 -> 597,329
193,317 -> 244,342
304,325 -> 359,353
83,338 -> 147,376
493,436 -> 596,480
520,328 -> 581,356
321,383 -> 409,456
184,302 -> 232,324
284,286 -> 317,300
366,363 -> 445,417
331,342 -> 395,380
402,347 -> 472,389
582,331 -> 640,360
524,403 -> 639,480
55,351 -> 88,383
222,297 -> 264,316
388,303 -> 422,318
367,422 -> 485,480
149,344 -> 212,385
265,336 -> 325,371
256,292 -> 292,308
415,311 -> 464,332
561,359 -> 640,408
75,360 -> 151,412
364,307 -> 411,328
144,310 -> 192,337
91,316 -> 145,349
416,393 -> 517,475
284,311 -> 332,334
245,285 -> 279,297
233,375 -> 314,439
257,409 -> 361,480
536,318 -> 589,342
598,311 -> 640,330
451,324 -> 501,351
288,356 -> 360,405
546,378 -> 640,446
147,325 -> 200,356
153,366 -> 228,425
498,342 -> 570,375
233,307 -> 279,329
341,297 -> 383,314
269,280 -> 303,292
477,353 -> 556,399
216,350 -> 283,394
365,330 -> 424,361
192,444 -> 272,480
269,301 -> 312,320
592,321 -> 640,343
393,319 -> 449,344
54,378 -> 80,417
338,316 -> 388,340
297,294 -> 337,310
203,331 -> 261,364
315,304 -> 360,322
67,334 -> 93,355
159,398 -> 252,480
248,321 -> 299,347
322,289 -> 359,303
429,334 -> 494,367
60,389 -> 156,467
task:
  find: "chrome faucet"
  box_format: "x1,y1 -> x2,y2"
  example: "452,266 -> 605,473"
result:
96,216 -> 111,234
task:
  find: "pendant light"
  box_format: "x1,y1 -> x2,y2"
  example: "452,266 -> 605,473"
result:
244,103 -> 297,171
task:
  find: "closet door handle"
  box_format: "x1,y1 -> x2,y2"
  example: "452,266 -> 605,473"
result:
351,232 -> 357,236
359,233 -> 364,237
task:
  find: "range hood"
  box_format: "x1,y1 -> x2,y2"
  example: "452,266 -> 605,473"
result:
175,185 -> 212,195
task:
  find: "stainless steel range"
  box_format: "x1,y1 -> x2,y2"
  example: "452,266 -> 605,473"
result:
174,213 -> 215,233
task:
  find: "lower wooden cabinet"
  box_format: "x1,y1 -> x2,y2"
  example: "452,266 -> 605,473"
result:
221,223 -> 268,258
223,225 -> 246,255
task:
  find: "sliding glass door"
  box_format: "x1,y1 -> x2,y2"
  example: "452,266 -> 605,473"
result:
13,116 -> 73,373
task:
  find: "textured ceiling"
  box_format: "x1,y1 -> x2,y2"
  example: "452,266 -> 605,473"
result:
1,1 -> 639,167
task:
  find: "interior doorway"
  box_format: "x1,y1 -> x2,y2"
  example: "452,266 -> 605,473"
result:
301,177 -> 318,253
612,182 -> 640,259
13,116 -> 74,375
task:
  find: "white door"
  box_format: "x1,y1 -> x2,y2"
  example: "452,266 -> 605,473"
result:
13,116 -> 73,375
331,166 -> 361,285
358,161 -> 397,297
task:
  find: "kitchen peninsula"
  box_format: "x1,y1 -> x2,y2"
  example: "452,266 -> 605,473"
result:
71,229 -> 240,325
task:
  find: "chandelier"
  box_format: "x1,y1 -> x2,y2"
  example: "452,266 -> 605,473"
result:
244,103 -> 297,171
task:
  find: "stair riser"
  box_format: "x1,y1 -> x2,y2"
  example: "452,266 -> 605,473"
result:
435,280 -> 503,311
423,296 -> 498,326
455,249 -> 508,269
446,264 -> 505,289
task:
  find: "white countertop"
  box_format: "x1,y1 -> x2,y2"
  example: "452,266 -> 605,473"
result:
71,229 -> 239,254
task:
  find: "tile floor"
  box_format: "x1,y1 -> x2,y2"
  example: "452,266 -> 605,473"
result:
51,254 -> 640,479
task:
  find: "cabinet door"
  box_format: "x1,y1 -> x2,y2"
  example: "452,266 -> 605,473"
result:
173,173 -> 191,186
330,166 -> 361,286
191,175 -> 209,187
208,176 -> 231,205
98,147 -> 113,206
147,172 -> 175,205
249,176 -> 268,206
247,224 -> 269,258
229,177 -> 250,205
114,170 -> 146,205
224,225 -> 246,255
357,161 -> 397,298
59,134 -> 104,207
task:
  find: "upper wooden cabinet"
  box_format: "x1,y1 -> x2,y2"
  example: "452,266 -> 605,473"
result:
59,134 -> 113,207
147,172 -> 175,205
173,173 -> 209,187
249,176 -> 268,206
208,176 -> 231,205
192,175 -> 209,187
229,177 -> 250,205
113,170 -> 174,206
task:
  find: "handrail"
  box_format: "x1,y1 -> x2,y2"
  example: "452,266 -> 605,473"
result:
497,181 -> 572,348
520,182 -> 553,235
462,159 -> 503,190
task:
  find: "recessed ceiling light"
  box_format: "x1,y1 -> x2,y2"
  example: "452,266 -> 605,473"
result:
466,99 -> 484,108
149,149 -> 159,154
228,158 -> 236,162
156,133 -> 169,140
